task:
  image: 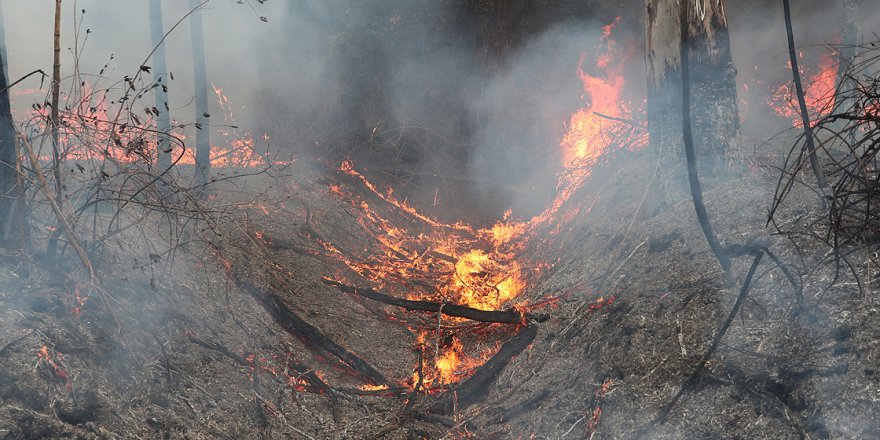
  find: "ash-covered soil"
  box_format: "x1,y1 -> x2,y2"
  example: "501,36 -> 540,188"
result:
0,153 -> 877,439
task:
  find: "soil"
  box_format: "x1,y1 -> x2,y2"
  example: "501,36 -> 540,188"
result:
0,149 -> 877,439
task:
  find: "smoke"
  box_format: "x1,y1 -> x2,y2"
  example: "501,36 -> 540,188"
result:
728,0 -> 880,140
2,0 -> 879,219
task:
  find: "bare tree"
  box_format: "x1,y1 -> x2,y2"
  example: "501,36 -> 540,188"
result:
51,0 -> 62,197
645,0 -> 739,203
150,0 -> 173,172
189,0 -> 210,190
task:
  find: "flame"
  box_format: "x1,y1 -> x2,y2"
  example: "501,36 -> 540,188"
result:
316,20 -> 634,390
434,336 -> 464,384
768,51 -> 838,127
9,82 -> 288,171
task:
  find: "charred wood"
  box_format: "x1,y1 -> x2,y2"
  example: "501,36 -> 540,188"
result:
433,323 -> 538,414
235,279 -> 389,387
322,278 -> 548,324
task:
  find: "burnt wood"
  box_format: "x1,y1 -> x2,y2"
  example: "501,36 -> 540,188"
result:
434,323 -> 538,414
323,278 -> 548,324
236,279 -> 389,387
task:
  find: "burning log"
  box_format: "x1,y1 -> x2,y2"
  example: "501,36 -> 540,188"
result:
433,323 -> 538,414
235,279 -> 389,387
322,279 -> 548,324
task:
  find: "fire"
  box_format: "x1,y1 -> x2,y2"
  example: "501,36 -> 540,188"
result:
450,249 -> 525,311
768,50 -> 838,127
562,24 -> 625,169
434,336 -> 464,384
36,345 -> 71,389
316,19 -> 633,390
9,82 -> 287,172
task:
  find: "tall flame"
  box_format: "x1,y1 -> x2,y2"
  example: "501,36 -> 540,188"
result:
323,19 -> 633,391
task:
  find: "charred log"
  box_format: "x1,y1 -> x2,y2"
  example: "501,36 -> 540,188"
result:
322,278 -> 548,324
433,323 -> 538,414
235,279 -> 389,387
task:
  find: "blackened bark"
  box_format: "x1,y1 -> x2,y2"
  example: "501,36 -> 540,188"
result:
0,50 -> 17,241
149,0 -> 172,172
0,1 -> 8,80
646,0 -> 739,203
189,0 -> 210,190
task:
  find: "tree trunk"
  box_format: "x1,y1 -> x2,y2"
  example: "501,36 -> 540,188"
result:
836,0 -> 862,112
645,0 -> 739,204
51,0 -> 63,198
149,0 -> 172,172
0,1 -> 8,80
0,40 -> 17,242
189,0 -> 210,190
46,0 -> 63,255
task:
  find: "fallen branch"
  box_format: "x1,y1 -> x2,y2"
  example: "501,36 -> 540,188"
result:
323,278 -> 548,324
235,278 -> 389,387
434,323 -> 538,414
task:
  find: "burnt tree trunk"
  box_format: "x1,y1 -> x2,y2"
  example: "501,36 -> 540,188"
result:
189,0 -> 210,190
0,1 -> 8,80
149,0 -> 172,172
646,0 -> 739,203
0,40 -> 17,242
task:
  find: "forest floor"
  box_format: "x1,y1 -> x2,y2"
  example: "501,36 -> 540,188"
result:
0,145 -> 877,439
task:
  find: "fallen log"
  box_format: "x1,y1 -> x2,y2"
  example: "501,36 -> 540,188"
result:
323,279 -> 548,324
236,279 -> 389,387
434,323 -> 538,414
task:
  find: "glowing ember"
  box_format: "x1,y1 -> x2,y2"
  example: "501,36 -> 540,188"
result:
36,345 -> 71,389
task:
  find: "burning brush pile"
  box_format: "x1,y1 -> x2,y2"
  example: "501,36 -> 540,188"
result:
222,23 -> 646,414
770,41 -> 880,282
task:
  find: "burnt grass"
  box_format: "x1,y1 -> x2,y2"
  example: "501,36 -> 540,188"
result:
0,151 -> 878,439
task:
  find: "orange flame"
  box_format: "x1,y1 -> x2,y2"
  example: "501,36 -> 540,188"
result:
316,19 -> 633,390
768,51 -> 838,127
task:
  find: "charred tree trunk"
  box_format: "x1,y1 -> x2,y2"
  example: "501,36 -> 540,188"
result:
0,1 -> 8,80
149,0 -> 172,172
0,39 -> 17,243
646,0 -> 739,204
189,0 -> 210,190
